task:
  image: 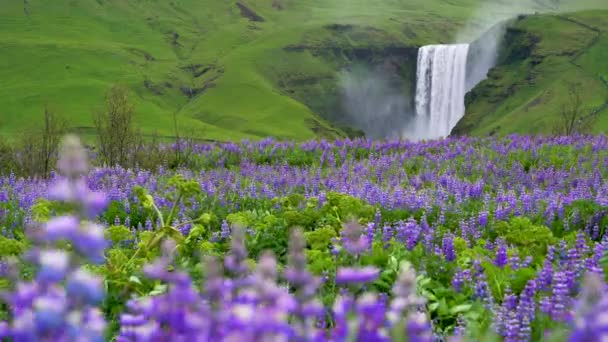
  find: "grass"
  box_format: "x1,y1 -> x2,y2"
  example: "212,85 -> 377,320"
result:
454,9 -> 608,136
2,0 -> 608,141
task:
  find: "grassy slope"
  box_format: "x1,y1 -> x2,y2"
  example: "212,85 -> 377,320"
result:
0,0 -> 456,141
454,10 -> 608,136
1,0 -> 608,141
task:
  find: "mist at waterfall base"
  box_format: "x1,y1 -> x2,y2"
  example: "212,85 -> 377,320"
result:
337,40 -> 492,141
338,44 -> 474,142
338,65 -> 414,140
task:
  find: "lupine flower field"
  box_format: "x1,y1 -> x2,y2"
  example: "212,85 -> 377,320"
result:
2,134 -> 608,341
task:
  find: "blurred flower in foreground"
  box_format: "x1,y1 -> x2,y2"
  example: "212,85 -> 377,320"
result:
568,273 -> 608,341
0,135 -> 108,340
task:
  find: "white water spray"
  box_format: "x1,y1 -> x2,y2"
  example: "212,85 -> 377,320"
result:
410,44 -> 470,140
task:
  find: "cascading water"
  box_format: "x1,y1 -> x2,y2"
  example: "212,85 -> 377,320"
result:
410,44 -> 470,140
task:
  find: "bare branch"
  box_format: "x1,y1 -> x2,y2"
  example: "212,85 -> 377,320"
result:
552,82 -> 595,136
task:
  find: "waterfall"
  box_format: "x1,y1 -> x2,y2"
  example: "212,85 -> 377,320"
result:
411,44 -> 470,140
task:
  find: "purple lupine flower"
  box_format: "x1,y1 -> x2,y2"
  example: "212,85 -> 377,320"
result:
1,135 -> 107,341
442,233 -> 456,262
592,224 -> 600,240
70,222 -> 107,264
518,280 -> 537,322
220,220 -> 231,239
355,293 -> 388,340
404,218 -> 420,250
521,256 -> 533,268
550,271 -> 572,322
66,268 -> 104,305
576,232 -> 590,257
503,309 -> 520,342
474,276 -> 493,309
43,216 -> 79,242
452,268 -> 466,293
225,225 -> 249,278
335,267 -> 380,285
57,136 -> 88,177
341,220 -> 370,256
405,312 -> 433,342
569,273 -> 608,341
388,261 -> 426,332
285,229 -> 322,340
518,316 -> 532,342
495,239 -> 508,268
374,208 -> 382,228
509,252 -> 520,270
547,245 -> 557,262
36,250 -> 70,283
366,222 -> 375,250
538,258 -> 554,291
331,295 -> 355,340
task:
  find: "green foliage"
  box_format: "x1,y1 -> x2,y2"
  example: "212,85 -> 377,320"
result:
0,236 -> 25,257
361,241 -> 391,269
31,199 -> 52,223
563,199 -> 608,237
105,225 -> 134,245
304,226 -> 337,250
133,186 -> 155,210
31,198 -> 76,223
103,201 -> 128,226
168,175 -> 201,199
481,261 -> 537,298
306,249 -> 334,275
226,211 -> 256,228
371,252 -> 403,293
323,192 -> 375,224
491,217 -> 556,264
283,209 -> 320,230
247,220 -> 289,261
600,248 -> 608,281
180,224 -> 206,255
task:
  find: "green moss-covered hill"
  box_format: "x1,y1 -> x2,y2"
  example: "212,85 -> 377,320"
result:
1,0 -> 607,141
454,10 -> 608,136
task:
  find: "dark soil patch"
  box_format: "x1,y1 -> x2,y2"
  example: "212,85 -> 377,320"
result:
279,75 -> 334,87
23,0 -> 30,16
125,48 -> 156,61
236,2 -> 265,22
179,72 -> 223,99
180,83 -> 215,99
283,45 -> 307,52
272,0 -> 284,10
324,24 -> 354,33
181,64 -> 213,78
144,79 -> 164,95
305,118 -> 341,139
403,25 -> 417,39
169,31 -> 182,47
284,44 -> 416,65
524,92 -> 545,112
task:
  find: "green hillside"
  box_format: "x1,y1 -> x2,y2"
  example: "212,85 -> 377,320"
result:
1,1 -> 608,141
453,10 -> 608,136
